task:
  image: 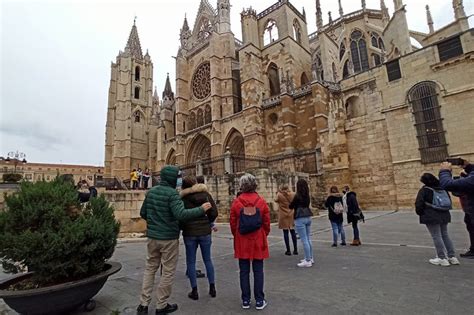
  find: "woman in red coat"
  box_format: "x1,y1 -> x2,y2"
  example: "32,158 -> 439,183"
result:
230,173 -> 270,310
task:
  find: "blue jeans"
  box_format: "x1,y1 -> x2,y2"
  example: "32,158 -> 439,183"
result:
239,259 -> 264,303
352,221 -> 360,240
183,235 -> 215,288
331,221 -> 346,244
295,216 -> 313,261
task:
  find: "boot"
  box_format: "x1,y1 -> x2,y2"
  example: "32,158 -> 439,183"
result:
357,239 -> 362,245
209,283 -> 216,298
188,287 -> 198,300
350,239 -> 360,246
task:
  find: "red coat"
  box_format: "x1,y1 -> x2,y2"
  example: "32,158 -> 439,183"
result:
230,192 -> 271,260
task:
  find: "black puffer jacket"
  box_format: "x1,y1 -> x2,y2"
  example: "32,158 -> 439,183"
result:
415,186 -> 451,225
180,184 -> 218,237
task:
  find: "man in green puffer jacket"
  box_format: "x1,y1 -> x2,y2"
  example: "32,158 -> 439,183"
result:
137,165 -> 212,315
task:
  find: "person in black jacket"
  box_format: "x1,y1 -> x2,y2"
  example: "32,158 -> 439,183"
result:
439,161 -> 474,258
325,186 -> 346,247
342,186 -> 364,246
180,176 -> 218,300
415,173 -> 459,267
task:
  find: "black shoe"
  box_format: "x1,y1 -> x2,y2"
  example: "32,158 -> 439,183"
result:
293,250 -> 298,255
137,305 -> 148,315
341,242 -> 347,246
156,303 -> 178,314
331,243 -> 337,247
285,250 -> 291,256
188,287 -> 199,300
196,270 -> 205,278
460,250 -> 474,258
209,283 -> 216,298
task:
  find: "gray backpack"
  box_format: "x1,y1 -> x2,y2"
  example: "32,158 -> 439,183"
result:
424,187 -> 452,211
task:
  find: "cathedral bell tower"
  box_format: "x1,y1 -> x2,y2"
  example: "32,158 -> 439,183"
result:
104,20 -> 154,180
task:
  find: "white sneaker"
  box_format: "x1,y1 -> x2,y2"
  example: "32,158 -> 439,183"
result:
300,258 -> 314,263
255,300 -> 268,310
448,257 -> 460,265
429,257 -> 450,267
297,260 -> 312,268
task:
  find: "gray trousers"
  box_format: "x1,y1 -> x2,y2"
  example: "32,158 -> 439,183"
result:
426,224 -> 455,259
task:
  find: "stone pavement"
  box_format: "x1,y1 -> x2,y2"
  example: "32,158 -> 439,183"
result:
1,211 -> 474,315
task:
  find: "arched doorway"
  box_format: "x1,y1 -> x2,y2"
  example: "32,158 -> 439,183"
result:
186,134 -> 211,164
224,128 -> 245,173
166,149 -> 176,165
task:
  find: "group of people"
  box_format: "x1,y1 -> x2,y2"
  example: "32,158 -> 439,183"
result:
274,181 -> 364,269
135,158 -> 474,314
130,168 -> 151,190
415,159 -> 474,266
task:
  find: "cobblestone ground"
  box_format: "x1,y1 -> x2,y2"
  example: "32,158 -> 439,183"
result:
1,211 -> 474,315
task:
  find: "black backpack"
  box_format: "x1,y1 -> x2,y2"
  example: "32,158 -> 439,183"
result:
238,196 -> 262,235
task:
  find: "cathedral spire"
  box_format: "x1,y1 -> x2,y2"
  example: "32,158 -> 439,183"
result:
328,11 -> 333,24
181,14 -> 190,32
361,0 -> 366,10
316,0 -> 323,31
125,20 -> 143,59
381,0 -> 389,24
426,5 -> 434,34
393,0 -> 403,11
153,86 -> 159,102
453,0 -> 466,20
217,0 -> 231,33
338,0 -> 344,17
162,73 -> 174,100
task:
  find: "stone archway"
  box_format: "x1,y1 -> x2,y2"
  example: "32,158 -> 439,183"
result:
224,128 -> 245,156
224,128 -> 245,173
186,134 -> 211,164
165,148 -> 176,165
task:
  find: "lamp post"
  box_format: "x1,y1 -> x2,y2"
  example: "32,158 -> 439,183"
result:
5,151 -> 27,173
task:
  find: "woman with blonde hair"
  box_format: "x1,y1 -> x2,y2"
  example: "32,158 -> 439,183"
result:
275,184 -> 297,255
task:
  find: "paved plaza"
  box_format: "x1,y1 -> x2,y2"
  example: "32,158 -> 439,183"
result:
1,210 -> 474,315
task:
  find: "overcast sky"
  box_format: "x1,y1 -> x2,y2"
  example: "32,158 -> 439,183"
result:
1,0 -> 472,166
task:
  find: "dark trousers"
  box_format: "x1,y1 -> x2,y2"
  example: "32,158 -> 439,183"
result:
352,221 -> 360,240
465,213 -> 474,251
239,259 -> 264,303
283,229 -> 297,252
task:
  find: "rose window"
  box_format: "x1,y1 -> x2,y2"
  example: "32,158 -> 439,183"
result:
192,62 -> 211,100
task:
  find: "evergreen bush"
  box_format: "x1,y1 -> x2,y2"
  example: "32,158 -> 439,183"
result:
0,178 -> 120,287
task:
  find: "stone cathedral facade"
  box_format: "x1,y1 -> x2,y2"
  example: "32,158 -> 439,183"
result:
105,0 -> 473,212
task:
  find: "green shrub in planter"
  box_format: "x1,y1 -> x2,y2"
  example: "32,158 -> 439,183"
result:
2,173 -> 22,183
0,178 -> 120,287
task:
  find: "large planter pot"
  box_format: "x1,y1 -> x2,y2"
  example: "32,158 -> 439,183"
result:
0,261 -> 121,315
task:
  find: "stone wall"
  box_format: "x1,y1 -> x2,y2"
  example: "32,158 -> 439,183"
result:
103,191 -> 146,237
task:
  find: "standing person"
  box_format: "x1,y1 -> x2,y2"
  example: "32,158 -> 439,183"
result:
289,179 -> 314,267
275,184 -> 298,255
230,173 -> 270,310
137,168 -> 143,189
179,176 -> 218,300
415,173 -> 460,266
130,169 -> 138,189
343,185 -> 364,246
439,161 -> 474,259
136,165 -> 212,315
325,186 -> 346,247
143,168 -> 151,189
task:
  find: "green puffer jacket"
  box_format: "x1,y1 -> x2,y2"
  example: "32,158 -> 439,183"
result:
140,166 -> 204,240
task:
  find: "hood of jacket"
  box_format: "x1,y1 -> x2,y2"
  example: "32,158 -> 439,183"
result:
180,183 -> 208,198
160,165 -> 179,188
346,191 -> 356,197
